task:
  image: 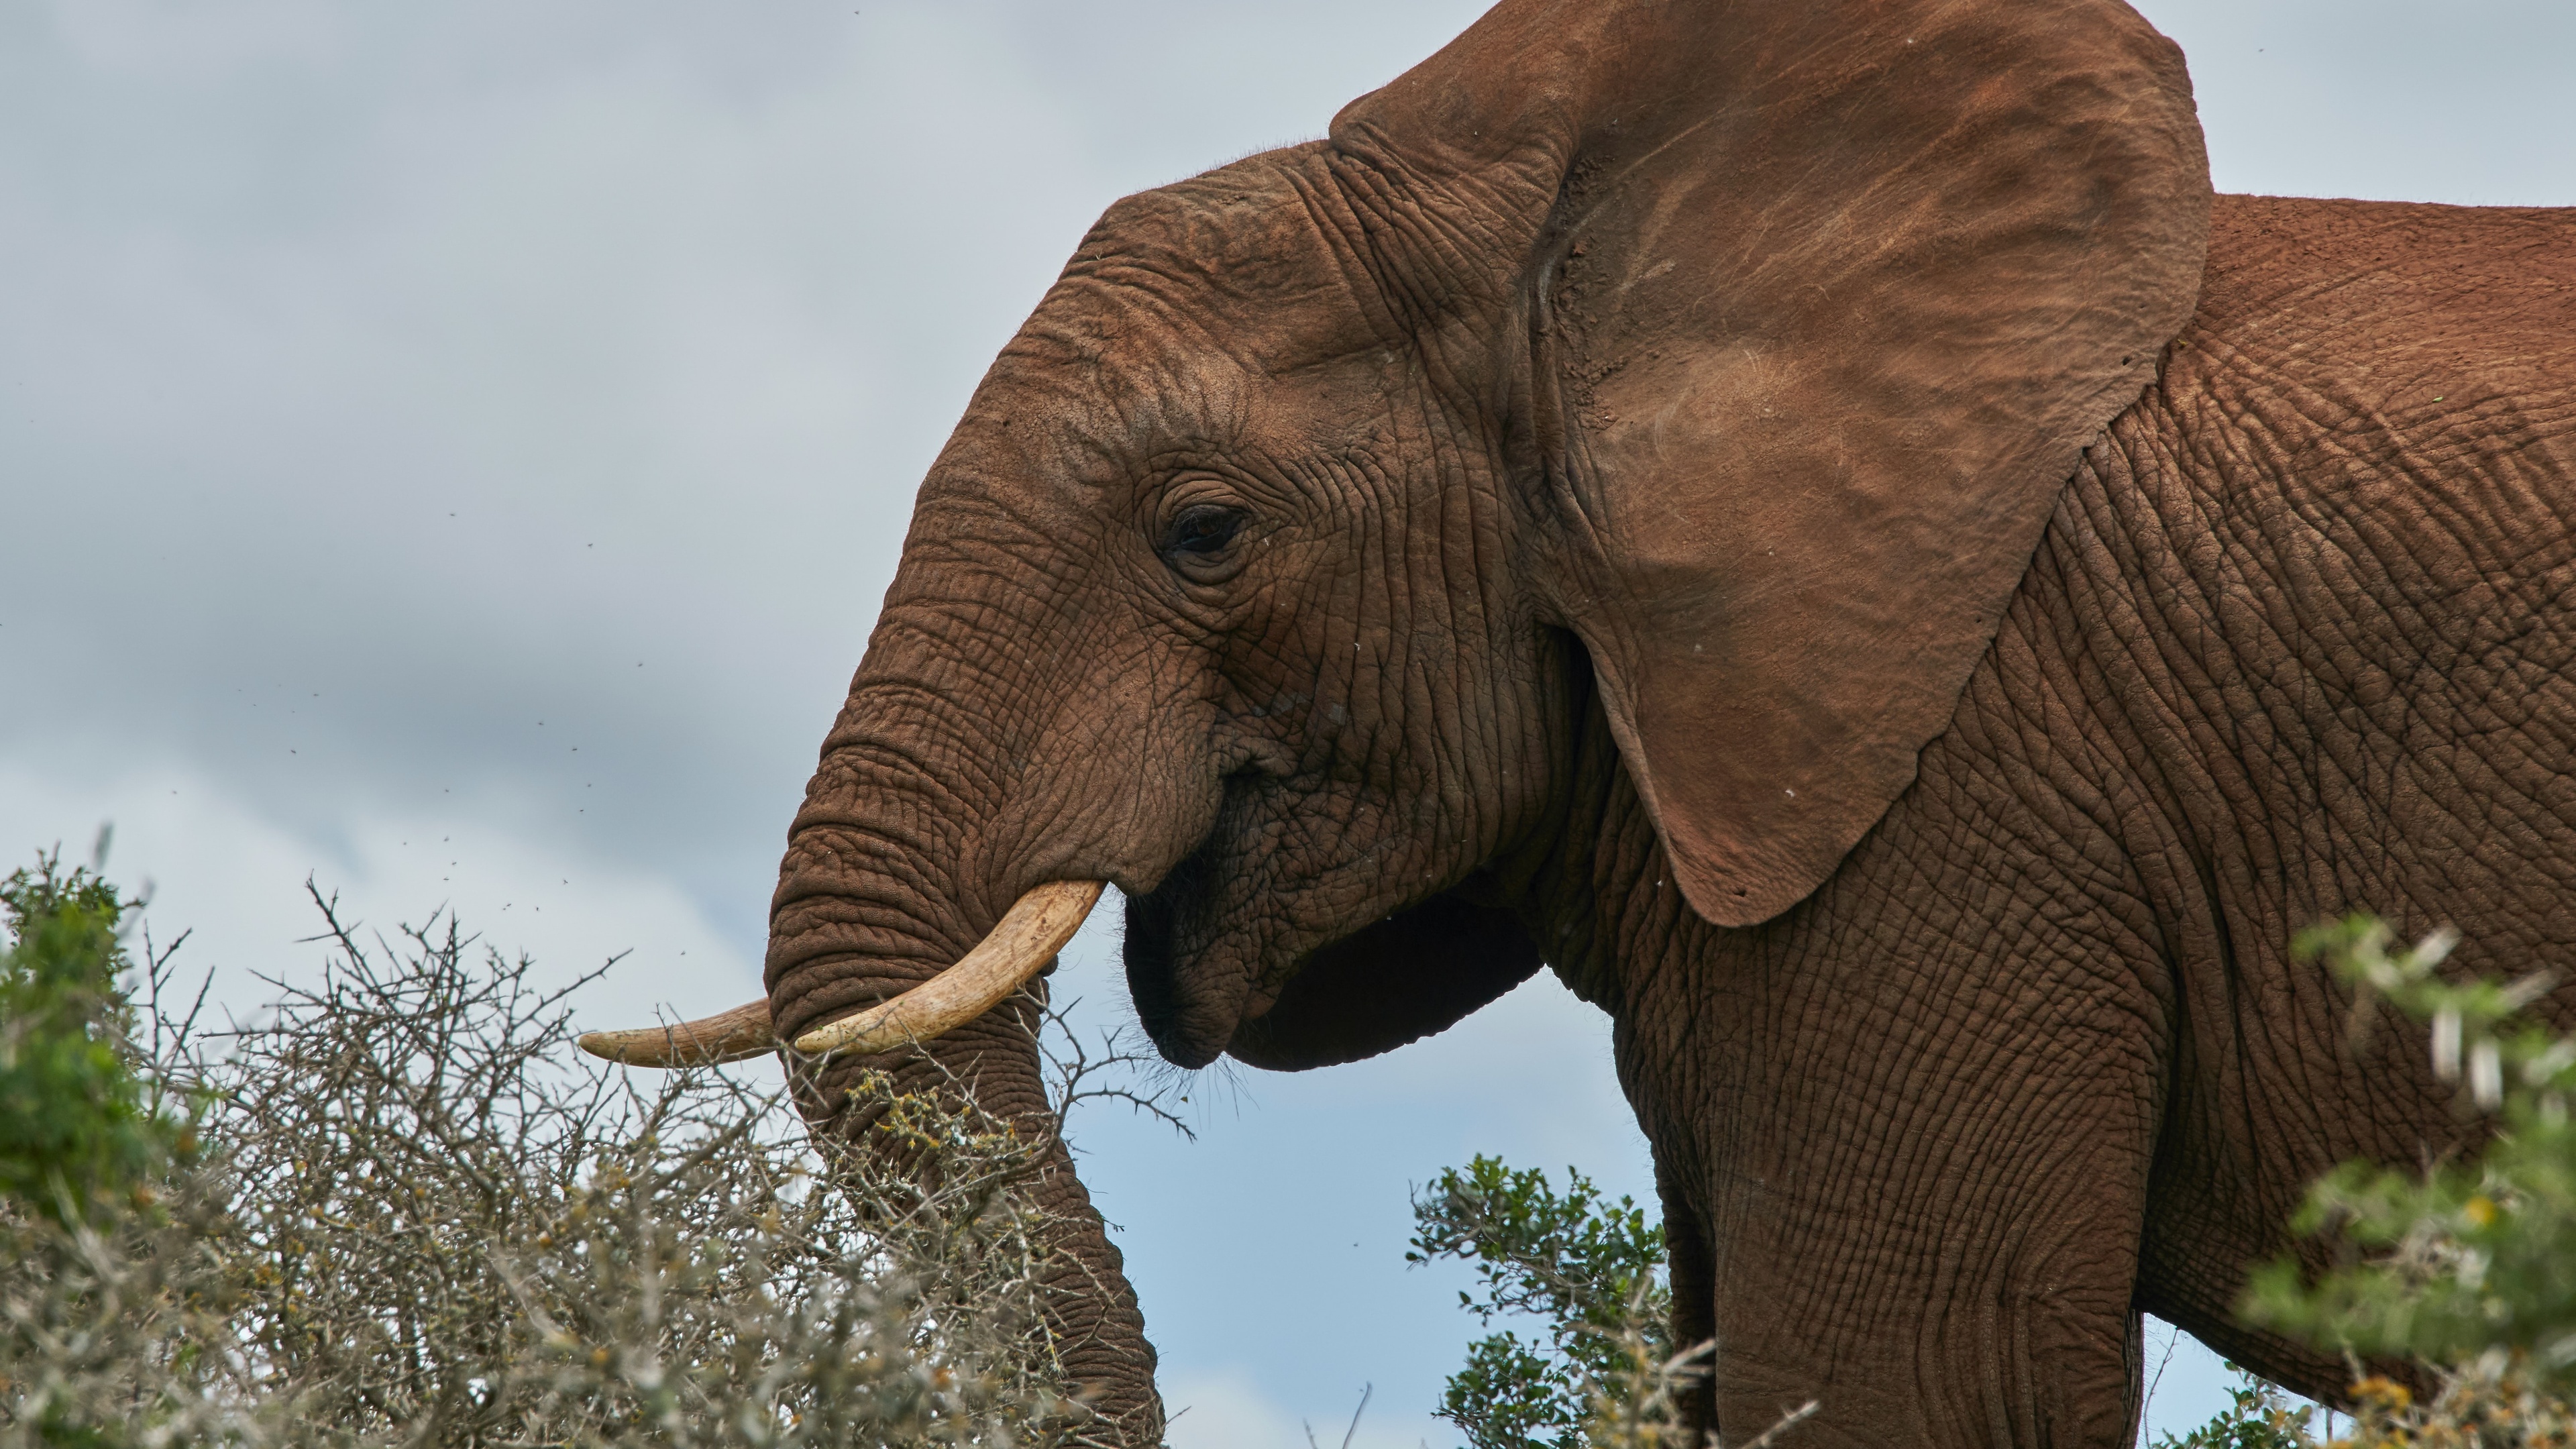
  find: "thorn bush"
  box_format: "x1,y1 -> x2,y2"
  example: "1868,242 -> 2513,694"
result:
0,851 -> 1143,1448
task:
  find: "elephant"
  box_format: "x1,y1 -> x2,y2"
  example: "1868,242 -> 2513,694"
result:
581,0 -> 2576,1442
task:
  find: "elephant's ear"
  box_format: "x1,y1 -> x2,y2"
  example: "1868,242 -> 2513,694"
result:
1330,0 -> 2212,927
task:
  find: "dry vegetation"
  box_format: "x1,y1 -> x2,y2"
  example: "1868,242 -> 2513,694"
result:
0,856 -> 1146,1447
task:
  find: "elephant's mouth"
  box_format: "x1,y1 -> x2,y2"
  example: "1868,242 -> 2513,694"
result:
1126,839 -> 1548,1073
1120,833 -> 1253,1069
1122,769 -> 1538,1071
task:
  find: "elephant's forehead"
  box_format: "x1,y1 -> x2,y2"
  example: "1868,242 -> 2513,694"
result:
949,150 -> 1402,488
1028,157 -> 1382,386
981,293 -> 1387,486
984,290 -> 1259,464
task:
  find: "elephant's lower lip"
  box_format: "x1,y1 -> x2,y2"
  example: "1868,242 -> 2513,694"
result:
1119,856 -> 1253,1069
1121,936 -> 1247,1070
1151,1012 -> 1234,1071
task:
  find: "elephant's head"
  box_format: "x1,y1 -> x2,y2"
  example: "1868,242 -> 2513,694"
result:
584,0 -> 2211,1436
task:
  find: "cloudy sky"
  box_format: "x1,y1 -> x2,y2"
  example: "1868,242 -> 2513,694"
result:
6,1 -> 2571,1443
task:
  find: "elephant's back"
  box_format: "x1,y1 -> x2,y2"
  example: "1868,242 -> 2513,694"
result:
2192,192 -> 2576,343
2176,193 -> 2576,508
2142,194 -> 2576,710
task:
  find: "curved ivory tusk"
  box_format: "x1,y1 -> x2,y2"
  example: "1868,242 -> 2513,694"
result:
578,998 -> 775,1067
794,879 -> 1105,1055
574,880 -> 1108,1068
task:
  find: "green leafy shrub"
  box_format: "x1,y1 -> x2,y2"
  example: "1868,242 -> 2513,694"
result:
2243,916 -> 2576,1386
0,847 -> 192,1226
2222,914 -> 2576,1444
2148,1369 -> 2314,1449
1410,1157 -> 1813,1449
1409,1157 -> 1670,1449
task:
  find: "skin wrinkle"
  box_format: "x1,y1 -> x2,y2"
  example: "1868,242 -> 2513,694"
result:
772,394 -> 1199,1440
762,256 -> 1370,1423
2082,426 -> 2350,1187
816,712 -> 998,822
1118,270 -> 1535,1041
1326,149 -> 1493,328
1468,197 -> 2567,1443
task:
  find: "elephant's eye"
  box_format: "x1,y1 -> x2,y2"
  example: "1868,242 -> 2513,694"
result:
1159,502 -> 1251,577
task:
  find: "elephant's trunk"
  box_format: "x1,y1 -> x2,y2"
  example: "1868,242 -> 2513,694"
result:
760,708 -> 1165,1446
588,877 -> 1159,1442
585,378 -> 1197,1442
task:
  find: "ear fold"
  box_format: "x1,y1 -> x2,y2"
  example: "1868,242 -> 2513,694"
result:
1331,0 -> 2210,926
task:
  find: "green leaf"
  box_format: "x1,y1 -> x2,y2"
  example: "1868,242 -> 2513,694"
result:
0,849 -> 190,1226
2243,916 -> 2576,1397
1411,1156 -> 1671,1446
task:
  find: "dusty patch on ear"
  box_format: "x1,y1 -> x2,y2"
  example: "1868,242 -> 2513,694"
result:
1225,894 -> 1540,1072
1332,0 -> 2212,924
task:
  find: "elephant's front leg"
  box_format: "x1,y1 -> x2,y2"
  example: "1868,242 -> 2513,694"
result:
1650,934 -> 2164,1446
1657,1165 -> 1721,1442
1693,1101 -> 2152,1444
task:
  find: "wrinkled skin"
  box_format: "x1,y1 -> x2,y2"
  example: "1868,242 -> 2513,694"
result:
1572,196 -> 2576,1443
759,0 -> 2576,1443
